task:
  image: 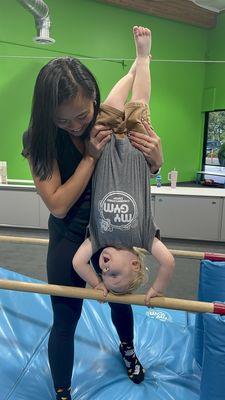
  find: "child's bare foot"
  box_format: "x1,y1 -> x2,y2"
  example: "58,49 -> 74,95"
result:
133,26 -> 151,58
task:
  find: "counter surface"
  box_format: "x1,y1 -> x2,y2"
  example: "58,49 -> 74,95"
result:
1,183 -> 225,197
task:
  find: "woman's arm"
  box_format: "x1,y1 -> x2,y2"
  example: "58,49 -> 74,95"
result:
31,155 -> 95,219
30,125 -> 111,218
128,121 -> 163,174
72,238 -> 101,288
145,237 -> 175,305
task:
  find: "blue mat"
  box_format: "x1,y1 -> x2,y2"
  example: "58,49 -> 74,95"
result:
0,267 -> 201,400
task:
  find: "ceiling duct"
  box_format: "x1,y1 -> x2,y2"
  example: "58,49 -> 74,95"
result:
17,0 -> 55,44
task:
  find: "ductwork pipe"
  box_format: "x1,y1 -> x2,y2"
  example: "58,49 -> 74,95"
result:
17,0 -> 55,44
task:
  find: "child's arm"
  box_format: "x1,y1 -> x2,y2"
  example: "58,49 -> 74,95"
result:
145,237 -> 175,305
73,238 -> 108,296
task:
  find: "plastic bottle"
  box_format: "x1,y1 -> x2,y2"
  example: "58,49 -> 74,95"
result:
156,174 -> 162,188
168,169 -> 178,189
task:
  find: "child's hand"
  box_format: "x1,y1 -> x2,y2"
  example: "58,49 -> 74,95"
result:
145,286 -> 163,307
94,282 -> 109,300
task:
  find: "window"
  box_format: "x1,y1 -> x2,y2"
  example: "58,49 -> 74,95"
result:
202,110 -> 225,185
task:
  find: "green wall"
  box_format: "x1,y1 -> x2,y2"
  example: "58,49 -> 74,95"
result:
204,13 -> 225,111
0,0 -> 213,182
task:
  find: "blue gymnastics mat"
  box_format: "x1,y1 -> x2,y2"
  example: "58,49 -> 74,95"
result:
0,266 -> 201,400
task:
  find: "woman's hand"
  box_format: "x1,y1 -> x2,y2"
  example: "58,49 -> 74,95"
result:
85,124 -> 112,160
145,286 -> 164,307
128,121 -> 163,173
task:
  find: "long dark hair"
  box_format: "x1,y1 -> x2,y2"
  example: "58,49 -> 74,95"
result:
26,57 -> 100,180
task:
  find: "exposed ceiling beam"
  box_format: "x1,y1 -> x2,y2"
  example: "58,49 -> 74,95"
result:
96,0 -> 218,28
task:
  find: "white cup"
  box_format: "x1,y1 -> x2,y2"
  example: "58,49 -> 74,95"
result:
0,161 -> 7,184
168,170 -> 178,189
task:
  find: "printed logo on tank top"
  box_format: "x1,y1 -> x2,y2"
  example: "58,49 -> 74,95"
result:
98,191 -> 138,232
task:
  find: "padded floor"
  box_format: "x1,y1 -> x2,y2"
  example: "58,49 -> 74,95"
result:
0,267 -> 201,399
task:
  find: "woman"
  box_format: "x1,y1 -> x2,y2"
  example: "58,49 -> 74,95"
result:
22,56 -> 163,400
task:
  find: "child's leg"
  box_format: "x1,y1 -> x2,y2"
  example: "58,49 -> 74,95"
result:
97,27 -> 151,135
131,26 -> 151,104
125,26 -> 152,134
96,61 -> 137,136
103,60 -> 136,112
104,26 -> 151,111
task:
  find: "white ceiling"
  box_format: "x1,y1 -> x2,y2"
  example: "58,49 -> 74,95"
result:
190,0 -> 225,12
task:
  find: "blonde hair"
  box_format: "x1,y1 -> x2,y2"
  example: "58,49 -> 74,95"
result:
110,246 -> 149,295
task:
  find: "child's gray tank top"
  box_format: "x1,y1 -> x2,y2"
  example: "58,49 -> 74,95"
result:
89,135 -> 159,254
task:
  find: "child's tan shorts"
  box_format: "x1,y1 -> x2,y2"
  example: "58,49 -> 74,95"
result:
96,102 -> 151,137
